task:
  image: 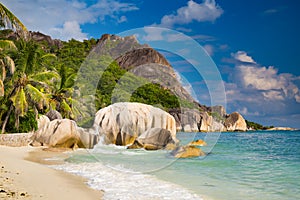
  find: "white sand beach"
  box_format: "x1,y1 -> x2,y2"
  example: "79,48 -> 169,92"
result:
0,145 -> 103,200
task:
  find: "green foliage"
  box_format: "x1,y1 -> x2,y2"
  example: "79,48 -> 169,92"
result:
209,112 -> 224,122
245,120 -> 274,130
0,32 -> 201,132
6,110 -> 37,133
130,83 -> 180,110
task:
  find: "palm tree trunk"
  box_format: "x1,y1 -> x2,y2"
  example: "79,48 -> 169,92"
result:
1,104 -> 13,134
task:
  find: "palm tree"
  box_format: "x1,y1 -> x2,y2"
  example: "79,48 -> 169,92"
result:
1,40 -> 58,133
0,3 -> 28,38
0,40 -> 16,96
49,64 -> 79,119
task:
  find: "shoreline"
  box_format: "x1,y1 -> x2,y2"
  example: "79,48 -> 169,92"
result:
0,145 -> 103,200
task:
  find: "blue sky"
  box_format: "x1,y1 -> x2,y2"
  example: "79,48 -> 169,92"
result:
2,0 -> 300,128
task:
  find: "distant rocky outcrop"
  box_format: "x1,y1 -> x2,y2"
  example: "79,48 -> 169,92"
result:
94,102 -> 177,146
267,127 -> 297,131
169,108 -> 226,132
224,112 -> 247,131
127,128 -> 177,150
30,116 -> 99,148
1,30 -> 63,48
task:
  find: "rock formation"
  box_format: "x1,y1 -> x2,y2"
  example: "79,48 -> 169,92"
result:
224,112 -> 247,131
30,116 -> 99,148
116,48 -> 171,70
45,110 -> 62,121
171,145 -> 206,158
188,139 -> 207,146
94,102 -> 177,145
127,128 -> 177,150
169,108 -> 226,132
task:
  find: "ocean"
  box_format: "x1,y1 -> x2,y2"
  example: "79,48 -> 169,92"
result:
53,130 -> 300,200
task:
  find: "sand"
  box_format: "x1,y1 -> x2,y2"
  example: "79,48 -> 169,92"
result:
0,145 -> 103,199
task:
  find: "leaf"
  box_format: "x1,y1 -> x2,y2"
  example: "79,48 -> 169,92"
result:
0,60 -> 6,81
0,3 -> 28,35
4,56 -> 15,74
25,84 -> 49,110
0,40 -> 17,51
0,80 -> 4,96
30,71 -> 60,83
10,88 -> 28,117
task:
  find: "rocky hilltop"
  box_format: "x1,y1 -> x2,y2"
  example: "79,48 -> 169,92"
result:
1,29 -> 63,48
96,34 -> 247,132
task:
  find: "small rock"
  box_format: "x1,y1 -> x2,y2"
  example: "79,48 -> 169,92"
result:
171,145 -> 206,158
188,139 -> 207,146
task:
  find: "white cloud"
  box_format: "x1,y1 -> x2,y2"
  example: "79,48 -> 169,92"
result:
50,21 -> 87,41
236,65 -> 300,102
118,16 -> 127,23
232,51 -> 300,103
160,0 -> 223,28
232,51 -> 256,64
262,90 -> 284,101
295,94 -> 300,103
1,0 -> 138,41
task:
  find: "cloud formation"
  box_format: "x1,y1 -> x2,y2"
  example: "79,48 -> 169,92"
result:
1,0 -> 138,40
231,51 -> 256,64
224,51 -> 300,126
160,0 -> 223,28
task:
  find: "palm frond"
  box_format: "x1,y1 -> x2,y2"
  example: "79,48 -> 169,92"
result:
0,40 -> 17,51
0,3 -> 28,35
4,56 -> 15,74
0,79 -> 4,96
29,71 -> 60,83
0,60 -> 6,81
25,84 -> 49,110
10,88 -> 28,117
64,73 -> 76,89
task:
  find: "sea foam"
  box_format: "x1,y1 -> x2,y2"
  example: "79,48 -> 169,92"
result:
53,162 -> 202,200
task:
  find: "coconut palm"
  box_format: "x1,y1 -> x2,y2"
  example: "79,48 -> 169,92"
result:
0,40 -> 16,96
49,64 -> 80,119
1,40 -> 58,133
0,3 -> 28,38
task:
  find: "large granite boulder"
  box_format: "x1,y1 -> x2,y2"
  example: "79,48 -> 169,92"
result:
224,112 -> 247,131
171,145 -> 206,158
94,102 -> 177,145
30,116 -> 99,148
127,128 -> 177,150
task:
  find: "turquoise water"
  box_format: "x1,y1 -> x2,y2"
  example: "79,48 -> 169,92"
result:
55,131 -> 300,200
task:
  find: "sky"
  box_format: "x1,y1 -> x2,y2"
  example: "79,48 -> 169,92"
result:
2,0 -> 300,128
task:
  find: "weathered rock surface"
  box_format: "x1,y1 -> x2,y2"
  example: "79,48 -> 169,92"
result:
2,30 -> 63,48
169,108 -> 226,132
188,139 -> 207,146
116,48 -> 171,70
127,128 -> 177,150
30,116 -> 99,148
94,102 -> 177,145
171,145 -> 206,158
224,112 -> 247,131
46,110 -> 62,121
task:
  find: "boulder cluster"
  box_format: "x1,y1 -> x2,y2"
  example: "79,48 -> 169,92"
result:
30,102 -> 247,158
